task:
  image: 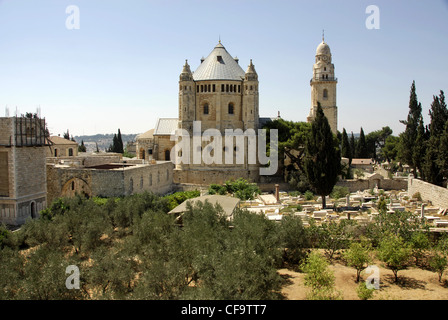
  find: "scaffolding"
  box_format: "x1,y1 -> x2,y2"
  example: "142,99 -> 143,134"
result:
0,116 -> 51,147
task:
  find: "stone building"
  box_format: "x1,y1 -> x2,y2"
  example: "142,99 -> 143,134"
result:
307,36 -> 338,134
47,135 -> 79,158
46,154 -> 173,204
136,129 -> 154,160
0,116 -> 49,225
137,41 -> 264,185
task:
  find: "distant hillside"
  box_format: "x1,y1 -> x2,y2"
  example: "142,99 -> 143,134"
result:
73,133 -> 139,153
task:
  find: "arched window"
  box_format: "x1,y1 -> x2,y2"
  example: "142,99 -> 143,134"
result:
165,149 -> 170,161
323,89 -> 328,99
203,103 -> 209,115
228,103 -> 234,114
68,148 -> 73,156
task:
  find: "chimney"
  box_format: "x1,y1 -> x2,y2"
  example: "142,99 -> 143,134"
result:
275,184 -> 280,203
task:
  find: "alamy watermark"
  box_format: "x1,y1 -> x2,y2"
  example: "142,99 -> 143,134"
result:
65,265 -> 80,289
170,121 -> 278,176
365,5 -> 380,30
66,5 -> 80,30
365,265 -> 380,290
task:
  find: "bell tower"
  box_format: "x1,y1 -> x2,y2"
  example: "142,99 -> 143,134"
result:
307,34 -> 338,134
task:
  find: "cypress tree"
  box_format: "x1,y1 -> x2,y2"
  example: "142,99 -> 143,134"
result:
413,116 -> 427,180
400,81 -> 422,175
349,132 -> 356,161
428,91 -> 448,138
437,121 -> 448,184
117,129 -> 124,154
357,127 -> 368,158
303,103 -> 341,209
341,128 -> 351,161
78,140 -> 87,153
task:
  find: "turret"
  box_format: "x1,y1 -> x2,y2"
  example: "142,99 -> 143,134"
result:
243,59 -> 259,130
179,60 -> 195,132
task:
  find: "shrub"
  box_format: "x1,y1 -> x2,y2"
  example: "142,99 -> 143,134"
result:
356,282 -> 375,300
330,186 -> 349,200
304,190 -> 314,201
301,251 -> 342,300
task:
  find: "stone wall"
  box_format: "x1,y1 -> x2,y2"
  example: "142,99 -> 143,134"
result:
47,161 -> 174,204
408,176 -> 448,209
336,178 -> 407,193
173,167 -> 259,185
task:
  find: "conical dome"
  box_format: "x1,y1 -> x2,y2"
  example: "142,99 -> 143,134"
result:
193,42 -> 245,81
180,60 -> 193,81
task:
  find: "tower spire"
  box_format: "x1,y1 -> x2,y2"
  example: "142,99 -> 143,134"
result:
322,29 -> 325,42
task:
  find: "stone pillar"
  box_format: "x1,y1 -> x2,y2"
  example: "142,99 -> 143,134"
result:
275,184 -> 279,203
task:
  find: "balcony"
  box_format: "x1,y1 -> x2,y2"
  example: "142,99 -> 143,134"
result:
310,76 -> 338,83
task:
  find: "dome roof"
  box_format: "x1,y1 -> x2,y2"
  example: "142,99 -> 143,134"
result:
316,41 -> 331,56
193,42 -> 246,81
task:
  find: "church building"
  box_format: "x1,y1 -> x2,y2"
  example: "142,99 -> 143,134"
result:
137,37 -> 339,185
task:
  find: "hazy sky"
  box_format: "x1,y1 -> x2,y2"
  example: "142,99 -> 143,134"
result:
0,0 -> 447,137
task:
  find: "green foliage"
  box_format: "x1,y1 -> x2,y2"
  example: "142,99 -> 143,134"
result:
366,210 -> 426,247
301,251 -> 342,300
303,104 -> 341,208
278,215 -> 310,268
208,178 -> 260,201
341,128 -> 351,160
108,129 -> 124,153
377,233 -> 412,283
330,186 -> 349,200
343,240 -> 373,282
399,81 -> 423,174
1,193 -> 287,300
356,127 -> 368,158
304,190 -> 314,201
382,135 -> 400,162
163,190 -> 200,211
208,184 -> 227,195
0,225 -> 11,249
78,140 -> 86,152
356,282 -> 375,300
318,219 -> 355,260
365,126 -> 393,161
409,231 -> 430,266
